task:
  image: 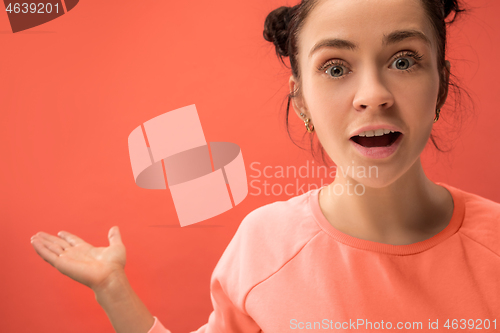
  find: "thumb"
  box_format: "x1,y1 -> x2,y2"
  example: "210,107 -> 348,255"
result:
108,226 -> 123,246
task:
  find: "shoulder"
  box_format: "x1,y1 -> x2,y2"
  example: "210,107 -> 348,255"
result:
453,184 -> 500,223
210,189 -> 323,308
460,187 -> 500,215
234,189 -> 323,255
448,184 -> 500,256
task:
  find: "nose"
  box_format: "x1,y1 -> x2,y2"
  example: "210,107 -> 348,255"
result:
352,67 -> 394,112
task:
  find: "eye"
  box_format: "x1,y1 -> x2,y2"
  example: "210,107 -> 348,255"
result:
317,50 -> 424,79
394,58 -> 412,70
391,51 -> 424,72
317,60 -> 351,80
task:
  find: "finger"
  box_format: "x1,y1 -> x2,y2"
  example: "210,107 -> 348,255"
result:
35,232 -> 72,250
31,237 -> 61,267
108,226 -> 123,246
34,236 -> 66,256
57,231 -> 87,246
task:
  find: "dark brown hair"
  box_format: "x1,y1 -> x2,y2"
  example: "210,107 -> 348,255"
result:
263,0 -> 471,166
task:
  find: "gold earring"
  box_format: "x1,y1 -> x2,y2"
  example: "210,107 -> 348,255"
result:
434,108 -> 441,123
304,118 -> 314,133
300,112 -> 314,132
299,113 -> 314,133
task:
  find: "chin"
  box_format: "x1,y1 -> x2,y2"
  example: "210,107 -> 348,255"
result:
344,166 -> 406,189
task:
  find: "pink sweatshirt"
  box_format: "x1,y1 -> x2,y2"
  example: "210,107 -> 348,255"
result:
148,182 -> 500,332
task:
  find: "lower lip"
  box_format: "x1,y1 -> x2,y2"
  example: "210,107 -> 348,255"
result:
350,134 -> 403,159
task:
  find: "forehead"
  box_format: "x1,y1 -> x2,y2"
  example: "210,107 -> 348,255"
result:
299,0 -> 436,57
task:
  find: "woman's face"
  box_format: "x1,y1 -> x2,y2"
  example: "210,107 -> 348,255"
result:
290,0 -> 449,188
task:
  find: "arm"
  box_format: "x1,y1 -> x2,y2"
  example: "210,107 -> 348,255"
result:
93,269 -> 160,333
31,223 -> 261,333
30,226 -> 168,333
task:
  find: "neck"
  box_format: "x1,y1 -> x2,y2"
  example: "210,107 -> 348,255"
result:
319,158 -> 454,245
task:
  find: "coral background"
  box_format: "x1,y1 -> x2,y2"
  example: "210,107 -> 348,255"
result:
0,0 -> 499,332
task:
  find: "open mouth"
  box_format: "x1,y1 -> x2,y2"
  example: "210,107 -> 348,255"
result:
350,131 -> 402,148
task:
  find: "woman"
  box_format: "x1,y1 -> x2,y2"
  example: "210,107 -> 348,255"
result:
30,0 -> 500,332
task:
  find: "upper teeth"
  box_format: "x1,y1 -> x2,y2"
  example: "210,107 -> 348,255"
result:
358,129 -> 395,137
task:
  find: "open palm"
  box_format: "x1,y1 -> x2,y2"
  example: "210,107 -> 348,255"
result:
30,226 -> 126,291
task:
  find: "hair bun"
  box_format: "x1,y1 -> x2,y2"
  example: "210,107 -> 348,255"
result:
443,0 -> 466,23
263,6 -> 296,57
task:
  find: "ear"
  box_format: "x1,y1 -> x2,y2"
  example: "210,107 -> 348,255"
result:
437,60 -> 451,110
288,75 -> 308,118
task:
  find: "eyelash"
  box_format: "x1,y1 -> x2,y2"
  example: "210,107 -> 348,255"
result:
317,50 -> 424,80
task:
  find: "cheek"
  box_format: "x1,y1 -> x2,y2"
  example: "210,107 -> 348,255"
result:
395,75 -> 439,154
403,80 -> 439,134
396,70 -> 440,116
303,81 -> 353,165
305,82 -> 351,141
305,77 -> 352,124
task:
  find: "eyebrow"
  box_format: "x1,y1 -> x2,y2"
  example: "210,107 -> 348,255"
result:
308,29 -> 432,58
